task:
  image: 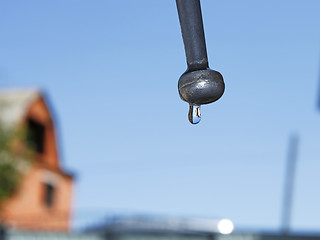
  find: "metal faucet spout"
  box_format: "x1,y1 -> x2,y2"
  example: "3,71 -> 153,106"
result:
176,0 -> 225,106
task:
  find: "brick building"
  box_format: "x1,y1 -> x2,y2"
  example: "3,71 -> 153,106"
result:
0,88 -> 74,232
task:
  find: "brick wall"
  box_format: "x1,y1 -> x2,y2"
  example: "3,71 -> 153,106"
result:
0,94 -> 74,232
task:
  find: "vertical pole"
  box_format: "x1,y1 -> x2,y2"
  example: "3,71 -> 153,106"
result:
176,0 -> 209,71
316,52 -> 320,111
282,134 -> 299,234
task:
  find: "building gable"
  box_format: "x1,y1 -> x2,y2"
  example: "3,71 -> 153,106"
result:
0,88 -> 73,232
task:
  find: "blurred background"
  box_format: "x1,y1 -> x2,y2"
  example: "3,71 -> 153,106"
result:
0,0 -> 320,239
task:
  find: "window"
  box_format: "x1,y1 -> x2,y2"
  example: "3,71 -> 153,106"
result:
44,183 -> 55,208
27,118 -> 45,153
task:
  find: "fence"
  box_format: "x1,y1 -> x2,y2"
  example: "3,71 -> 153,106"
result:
3,231 -> 320,240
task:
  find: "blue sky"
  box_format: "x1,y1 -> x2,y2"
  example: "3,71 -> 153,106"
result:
1,0 -> 320,232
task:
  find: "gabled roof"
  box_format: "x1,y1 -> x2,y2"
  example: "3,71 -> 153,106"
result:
0,88 -> 41,127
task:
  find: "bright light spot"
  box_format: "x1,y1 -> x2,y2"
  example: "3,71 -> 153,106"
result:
217,219 -> 234,234
198,81 -> 206,87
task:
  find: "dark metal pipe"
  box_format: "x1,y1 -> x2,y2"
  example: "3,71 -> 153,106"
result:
176,0 -> 209,71
176,0 -> 225,110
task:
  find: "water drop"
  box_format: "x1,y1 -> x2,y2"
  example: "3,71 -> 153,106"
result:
188,104 -> 201,124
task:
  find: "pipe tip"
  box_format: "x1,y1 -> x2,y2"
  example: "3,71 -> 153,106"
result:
178,69 -> 225,105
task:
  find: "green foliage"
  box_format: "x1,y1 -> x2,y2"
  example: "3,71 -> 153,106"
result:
0,160 -> 20,203
0,123 -> 31,205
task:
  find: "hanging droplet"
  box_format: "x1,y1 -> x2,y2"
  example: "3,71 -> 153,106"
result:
188,104 -> 201,124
